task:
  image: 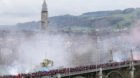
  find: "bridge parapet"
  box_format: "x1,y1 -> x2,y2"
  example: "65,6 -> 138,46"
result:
51,62 -> 140,78
1,61 -> 140,78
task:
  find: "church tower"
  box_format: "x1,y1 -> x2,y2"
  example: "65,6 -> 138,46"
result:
41,0 -> 49,32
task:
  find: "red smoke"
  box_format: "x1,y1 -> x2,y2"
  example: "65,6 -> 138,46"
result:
133,51 -> 140,60
123,21 -> 140,45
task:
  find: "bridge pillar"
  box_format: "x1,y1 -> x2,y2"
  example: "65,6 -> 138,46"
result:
57,74 -> 61,78
98,68 -> 103,78
130,66 -> 135,78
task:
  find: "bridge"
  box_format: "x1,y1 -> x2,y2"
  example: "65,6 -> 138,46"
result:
1,60 -> 140,78
1,51 -> 140,78
43,60 -> 139,78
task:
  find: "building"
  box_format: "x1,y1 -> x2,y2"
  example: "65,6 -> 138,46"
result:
41,0 -> 49,32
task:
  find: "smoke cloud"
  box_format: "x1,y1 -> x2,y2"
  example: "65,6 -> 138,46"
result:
1,20 -> 140,75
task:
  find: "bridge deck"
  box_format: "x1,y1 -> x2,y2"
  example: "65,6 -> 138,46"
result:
51,62 -> 140,77
1,61 -> 140,78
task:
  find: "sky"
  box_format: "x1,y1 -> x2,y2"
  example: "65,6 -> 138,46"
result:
0,0 -> 140,25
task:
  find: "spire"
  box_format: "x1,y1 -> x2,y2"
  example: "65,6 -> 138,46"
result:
42,0 -> 48,12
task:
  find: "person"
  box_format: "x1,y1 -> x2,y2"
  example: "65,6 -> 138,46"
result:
16,74 -> 19,78
41,67 -> 50,72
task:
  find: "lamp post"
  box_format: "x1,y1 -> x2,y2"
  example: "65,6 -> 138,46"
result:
130,49 -> 135,78
109,50 -> 113,63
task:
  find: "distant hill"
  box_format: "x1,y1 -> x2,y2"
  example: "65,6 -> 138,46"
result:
1,8 -> 140,32
0,21 -> 40,32
49,8 -> 140,32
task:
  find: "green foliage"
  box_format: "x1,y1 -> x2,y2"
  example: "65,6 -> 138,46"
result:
49,8 -> 140,32
63,26 -> 95,32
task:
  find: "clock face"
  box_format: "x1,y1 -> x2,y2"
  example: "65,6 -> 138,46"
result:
41,13 -> 48,22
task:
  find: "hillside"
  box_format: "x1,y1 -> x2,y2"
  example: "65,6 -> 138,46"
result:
49,8 -> 140,32
1,8 -> 140,32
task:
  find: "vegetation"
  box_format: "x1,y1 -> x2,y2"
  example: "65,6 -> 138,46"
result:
49,8 -> 140,32
3,8 -> 140,32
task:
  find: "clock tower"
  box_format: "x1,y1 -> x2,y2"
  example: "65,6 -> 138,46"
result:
41,0 -> 49,32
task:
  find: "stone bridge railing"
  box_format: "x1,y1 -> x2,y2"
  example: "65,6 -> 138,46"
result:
52,61 -> 140,78
1,60 -> 140,78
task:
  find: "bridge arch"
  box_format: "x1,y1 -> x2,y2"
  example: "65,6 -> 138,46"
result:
105,71 -> 125,78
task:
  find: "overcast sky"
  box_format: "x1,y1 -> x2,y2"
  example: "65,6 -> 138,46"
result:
0,0 -> 140,25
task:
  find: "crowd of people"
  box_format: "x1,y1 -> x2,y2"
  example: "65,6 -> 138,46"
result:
1,60 -> 140,78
